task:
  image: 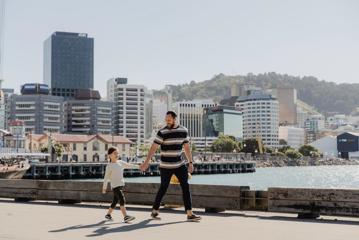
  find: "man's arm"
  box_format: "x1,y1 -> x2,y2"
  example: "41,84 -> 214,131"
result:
184,143 -> 194,173
183,143 -> 193,164
140,143 -> 159,171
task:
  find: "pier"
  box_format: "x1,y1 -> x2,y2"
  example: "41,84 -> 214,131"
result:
23,161 -> 256,179
1,179 -> 359,240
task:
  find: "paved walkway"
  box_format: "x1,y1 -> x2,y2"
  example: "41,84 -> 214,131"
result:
1,199 -> 359,240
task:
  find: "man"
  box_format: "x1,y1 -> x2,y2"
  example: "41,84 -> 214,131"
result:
140,111 -> 201,222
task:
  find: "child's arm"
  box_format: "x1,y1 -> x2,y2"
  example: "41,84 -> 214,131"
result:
119,160 -> 140,169
102,166 -> 112,193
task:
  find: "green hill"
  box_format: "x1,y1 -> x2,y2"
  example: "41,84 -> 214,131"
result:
156,72 -> 359,115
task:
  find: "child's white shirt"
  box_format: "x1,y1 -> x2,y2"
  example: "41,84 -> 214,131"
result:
103,160 -> 139,189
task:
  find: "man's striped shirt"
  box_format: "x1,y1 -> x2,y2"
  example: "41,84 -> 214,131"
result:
154,125 -> 189,169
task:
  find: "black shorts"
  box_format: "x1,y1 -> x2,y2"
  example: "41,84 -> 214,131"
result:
110,186 -> 126,208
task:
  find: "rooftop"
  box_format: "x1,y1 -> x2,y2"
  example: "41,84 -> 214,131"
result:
28,133 -> 133,144
237,90 -> 276,102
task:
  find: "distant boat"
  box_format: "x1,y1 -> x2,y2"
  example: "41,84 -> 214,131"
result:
0,153 -> 50,179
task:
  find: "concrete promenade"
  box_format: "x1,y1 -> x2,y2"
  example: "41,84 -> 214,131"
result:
1,199 -> 359,240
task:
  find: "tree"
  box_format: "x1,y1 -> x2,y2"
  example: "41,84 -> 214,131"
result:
41,143 -> 63,161
40,146 -> 48,153
279,139 -> 288,145
211,135 -> 240,153
191,144 -> 197,152
139,144 -> 151,156
241,139 -> 259,155
278,145 -> 291,154
285,149 -> 303,159
265,147 -> 273,154
298,145 -> 320,157
53,143 -> 64,158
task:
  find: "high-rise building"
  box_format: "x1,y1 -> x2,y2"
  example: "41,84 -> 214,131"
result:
174,99 -> 216,138
304,114 -> 325,143
1,87 -> 14,130
236,90 -> 279,148
268,88 -> 297,125
0,87 -> 5,130
9,83 -> 64,134
203,105 -> 243,139
296,99 -> 321,128
107,78 -> 146,145
43,32 -> 94,99
144,90 -> 153,139
64,89 -> 113,135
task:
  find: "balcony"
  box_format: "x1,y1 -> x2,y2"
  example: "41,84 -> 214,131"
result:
72,121 -> 90,125
71,128 -> 90,132
71,116 -> 90,120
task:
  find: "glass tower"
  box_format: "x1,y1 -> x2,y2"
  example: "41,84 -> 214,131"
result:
43,32 -> 94,99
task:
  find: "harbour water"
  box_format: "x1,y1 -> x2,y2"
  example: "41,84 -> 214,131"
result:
122,165 -> 359,190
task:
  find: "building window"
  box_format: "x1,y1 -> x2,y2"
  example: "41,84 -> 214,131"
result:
84,144 -> 87,151
122,144 -> 126,152
105,144 -> 108,151
84,154 -> 87,162
73,143 -> 76,151
93,141 -> 99,151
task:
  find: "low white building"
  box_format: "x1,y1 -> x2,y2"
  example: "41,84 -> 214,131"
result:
279,126 -> 305,149
191,137 -> 218,151
310,135 -> 338,157
26,133 -> 133,162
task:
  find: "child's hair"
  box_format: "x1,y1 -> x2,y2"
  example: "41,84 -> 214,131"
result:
107,147 -> 118,155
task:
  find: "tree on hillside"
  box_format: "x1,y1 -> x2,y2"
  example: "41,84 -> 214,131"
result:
158,72 -> 359,114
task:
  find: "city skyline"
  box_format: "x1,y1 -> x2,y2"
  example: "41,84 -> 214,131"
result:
1,0 -> 358,97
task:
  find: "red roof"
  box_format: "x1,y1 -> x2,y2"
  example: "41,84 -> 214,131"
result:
97,134 -> 133,144
27,133 -> 133,144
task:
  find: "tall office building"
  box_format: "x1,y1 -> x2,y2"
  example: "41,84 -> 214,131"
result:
107,78 -> 146,145
144,90 -> 153,139
0,87 -> 5,130
1,87 -> 13,130
236,90 -> 279,148
43,32 -> 94,99
64,89 -> 113,135
9,83 -> 64,134
268,88 -> 297,125
203,105 -> 243,139
304,114 -> 325,143
174,99 -> 216,138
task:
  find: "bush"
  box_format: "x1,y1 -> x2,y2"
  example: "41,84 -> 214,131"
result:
285,149 -> 303,159
298,145 -> 320,156
271,151 -> 286,157
211,135 -> 240,152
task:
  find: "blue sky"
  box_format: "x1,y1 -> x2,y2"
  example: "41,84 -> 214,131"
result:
2,0 -> 359,96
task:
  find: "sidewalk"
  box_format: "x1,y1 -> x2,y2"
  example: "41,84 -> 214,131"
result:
1,198 -> 359,240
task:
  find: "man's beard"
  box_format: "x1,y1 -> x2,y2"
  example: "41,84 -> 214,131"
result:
167,122 -> 175,129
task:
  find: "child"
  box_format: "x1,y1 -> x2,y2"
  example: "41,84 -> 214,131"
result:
102,147 -> 139,223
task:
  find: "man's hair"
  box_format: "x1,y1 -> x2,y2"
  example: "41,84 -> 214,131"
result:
166,111 -> 177,118
107,147 -> 118,155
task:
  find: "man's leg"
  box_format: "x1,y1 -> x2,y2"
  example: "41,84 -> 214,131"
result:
175,165 -> 201,221
174,165 -> 192,212
152,168 -> 172,210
